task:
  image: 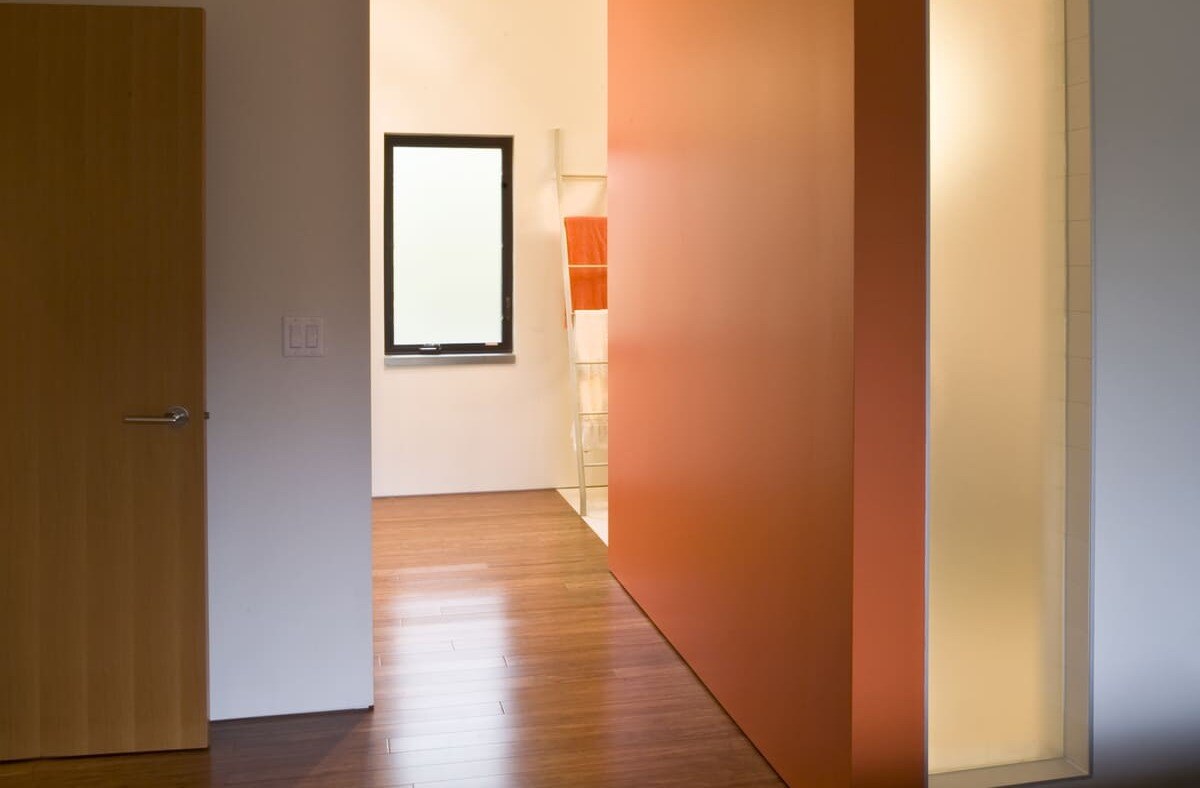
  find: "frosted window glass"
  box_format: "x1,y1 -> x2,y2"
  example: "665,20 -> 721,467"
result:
390,145 -> 504,347
928,1 -> 1089,784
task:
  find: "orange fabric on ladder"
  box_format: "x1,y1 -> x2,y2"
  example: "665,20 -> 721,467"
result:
566,216 -> 607,310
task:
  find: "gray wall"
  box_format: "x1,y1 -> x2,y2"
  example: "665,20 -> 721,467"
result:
202,0 -> 373,719
1081,1 -> 1200,784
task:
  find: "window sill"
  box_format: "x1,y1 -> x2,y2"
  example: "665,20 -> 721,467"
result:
929,757 -> 1088,788
384,353 -> 516,367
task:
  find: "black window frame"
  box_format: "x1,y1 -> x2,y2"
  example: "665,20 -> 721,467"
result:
383,133 -> 514,357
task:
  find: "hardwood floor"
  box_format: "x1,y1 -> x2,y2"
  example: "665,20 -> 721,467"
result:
0,491 -> 783,787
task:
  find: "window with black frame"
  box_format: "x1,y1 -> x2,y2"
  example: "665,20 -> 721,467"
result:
384,134 -> 513,361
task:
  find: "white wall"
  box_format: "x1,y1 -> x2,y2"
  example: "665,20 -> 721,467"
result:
2,0 -> 376,720
370,0 -> 607,497
1083,2 -> 1200,785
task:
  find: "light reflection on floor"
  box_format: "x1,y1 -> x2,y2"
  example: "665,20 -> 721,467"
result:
2,491 -> 782,785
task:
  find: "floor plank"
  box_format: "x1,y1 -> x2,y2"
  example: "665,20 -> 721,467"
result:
4,490 -> 783,786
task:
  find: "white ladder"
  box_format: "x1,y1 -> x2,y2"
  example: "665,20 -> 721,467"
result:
554,128 -> 607,517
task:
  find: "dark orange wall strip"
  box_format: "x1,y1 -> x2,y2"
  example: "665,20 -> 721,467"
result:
851,1 -> 928,786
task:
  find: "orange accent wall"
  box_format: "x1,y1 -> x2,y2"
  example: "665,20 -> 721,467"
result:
607,2 -> 926,785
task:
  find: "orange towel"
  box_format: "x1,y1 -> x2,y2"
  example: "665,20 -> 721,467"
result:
565,216 -> 607,310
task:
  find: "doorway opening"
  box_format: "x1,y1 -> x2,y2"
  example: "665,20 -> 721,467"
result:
369,1 -> 609,546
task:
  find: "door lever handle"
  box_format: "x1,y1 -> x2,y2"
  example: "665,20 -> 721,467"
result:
123,405 -> 190,428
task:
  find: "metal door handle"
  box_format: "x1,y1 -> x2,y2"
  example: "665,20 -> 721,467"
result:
123,405 -> 190,428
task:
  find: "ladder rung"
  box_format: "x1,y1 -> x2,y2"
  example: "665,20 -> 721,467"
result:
584,462 -> 609,468
560,173 -> 608,180
575,360 -> 608,365
579,411 -> 608,417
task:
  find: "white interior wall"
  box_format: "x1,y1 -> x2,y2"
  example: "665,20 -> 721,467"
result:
0,0 -> 376,721
370,0 -> 607,497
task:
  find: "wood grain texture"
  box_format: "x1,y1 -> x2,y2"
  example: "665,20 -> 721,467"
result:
0,5 -> 207,760
0,491 -> 784,785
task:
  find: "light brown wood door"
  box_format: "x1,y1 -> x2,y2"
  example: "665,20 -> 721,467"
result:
0,5 -> 207,760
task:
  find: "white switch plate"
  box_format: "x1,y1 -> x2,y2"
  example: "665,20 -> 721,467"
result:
283,317 -> 324,357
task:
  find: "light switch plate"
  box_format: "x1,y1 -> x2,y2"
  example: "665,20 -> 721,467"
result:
283,316 -> 324,357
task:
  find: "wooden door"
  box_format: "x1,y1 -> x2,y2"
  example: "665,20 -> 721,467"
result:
0,5 -> 207,760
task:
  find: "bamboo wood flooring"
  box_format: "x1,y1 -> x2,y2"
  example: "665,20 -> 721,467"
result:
0,490 -> 783,787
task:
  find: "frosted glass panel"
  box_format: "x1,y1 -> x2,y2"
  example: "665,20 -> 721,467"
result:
928,0 -> 1087,782
390,145 -> 503,346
